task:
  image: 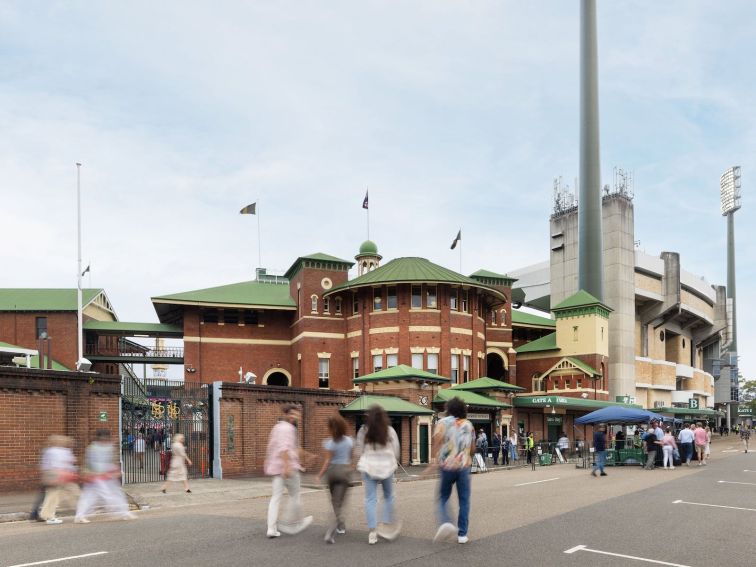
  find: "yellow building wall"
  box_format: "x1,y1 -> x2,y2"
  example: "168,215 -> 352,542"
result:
635,273 -> 663,295
652,362 -> 676,389
555,313 -> 609,357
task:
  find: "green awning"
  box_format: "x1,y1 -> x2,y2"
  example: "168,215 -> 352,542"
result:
434,388 -> 511,409
340,395 -> 434,416
451,376 -> 524,392
83,321 -> 183,337
354,364 -> 450,384
513,395 -> 640,410
657,407 -> 724,418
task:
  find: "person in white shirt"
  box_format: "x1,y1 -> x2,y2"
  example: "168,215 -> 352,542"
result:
677,423 -> 695,466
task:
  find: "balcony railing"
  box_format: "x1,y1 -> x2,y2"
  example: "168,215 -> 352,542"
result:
85,345 -> 184,360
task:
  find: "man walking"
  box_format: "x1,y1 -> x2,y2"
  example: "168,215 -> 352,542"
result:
741,424 -> 750,453
491,432 -> 501,466
643,425 -> 659,470
431,397 -> 476,545
265,405 -> 312,538
677,423 -> 694,466
476,429 -> 488,466
591,424 -> 607,477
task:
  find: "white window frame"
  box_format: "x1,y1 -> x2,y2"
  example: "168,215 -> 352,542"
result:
427,353 -> 439,374
451,354 -> 459,384
463,355 -> 470,382
323,297 -> 330,314
352,356 -> 359,379
352,294 -> 359,315
311,294 -> 318,313
426,286 -> 437,309
335,297 -> 342,315
373,354 -> 383,373
450,289 -> 458,311
318,358 -> 330,389
461,290 -> 469,313
373,288 -> 382,311
386,353 -> 398,368
387,286 -> 397,310
411,352 -> 423,369
411,285 -> 422,309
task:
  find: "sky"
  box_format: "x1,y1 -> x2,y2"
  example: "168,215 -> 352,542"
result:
1,1 -> 754,379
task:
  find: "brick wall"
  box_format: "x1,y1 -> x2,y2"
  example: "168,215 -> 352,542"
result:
0,366 -> 121,492
0,312 -> 80,370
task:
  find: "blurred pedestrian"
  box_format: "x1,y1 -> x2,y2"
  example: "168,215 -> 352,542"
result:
501,435 -> 511,466
430,396 -> 475,545
39,435 -> 80,524
160,433 -> 192,493
661,427 -> 678,470
591,424 -> 607,477
677,423 -> 694,465
741,425 -> 750,453
643,425 -> 660,470
265,404 -> 313,538
476,429 -> 488,466
491,432 -> 501,465
355,405 -> 401,545
316,414 -> 353,544
75,430 -> 135,523
704,426 -> 712,462
134,434 -> 146,470
694,422 -> 707,465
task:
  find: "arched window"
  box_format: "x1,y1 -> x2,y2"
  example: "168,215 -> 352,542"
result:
311,295 -> 318,313
323,297 -> 330,313
532,372 -> 544,392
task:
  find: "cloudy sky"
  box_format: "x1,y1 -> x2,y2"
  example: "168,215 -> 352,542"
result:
1,1 -> 754,378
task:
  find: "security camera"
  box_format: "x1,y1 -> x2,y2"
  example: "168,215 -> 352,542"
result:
76,358 -> 92,372
244,371 -> 256,384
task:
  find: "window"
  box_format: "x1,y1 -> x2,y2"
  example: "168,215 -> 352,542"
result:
373,288 -> 382,311
532,373 -> 544,392
311,295 -> 318,313
565,378 -> 572,389
202,309 -> 219,324
386,353 -> 398,368
451,354 -> 459,384
242,311 -> 258,325
573,326 -> 579,341
463,355 -> 470,382
35,317 -> 48,339
576,378 -> 582,389
352,357 -> 359,379
387,286 -> 397,310
352,294 -> 359,315
427,353 -> 439,374
223,310 -> 239,325
411,285 -> 422,309
461,290 -> 469,313
450,289 -> 458,311
373,354 -> 383,373
335,297 -> 342,315
318,358 -> 330,388
491,310 -> 496,325
323,298 -> 330,314
411,353 -> 423,369
426,286 -> 437,309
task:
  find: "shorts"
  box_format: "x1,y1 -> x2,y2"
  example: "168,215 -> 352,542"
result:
695,443 -> 706,450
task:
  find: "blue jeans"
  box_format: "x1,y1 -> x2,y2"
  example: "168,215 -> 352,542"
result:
438,467 -> 471,537
362,473 -> 394,530
593,450 -> 606,473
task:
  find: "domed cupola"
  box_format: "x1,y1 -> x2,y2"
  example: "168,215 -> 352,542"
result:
355,240 -> 382,276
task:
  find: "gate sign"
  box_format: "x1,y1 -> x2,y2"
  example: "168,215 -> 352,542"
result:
99,411 -> 108,422
688,398 -> 699,409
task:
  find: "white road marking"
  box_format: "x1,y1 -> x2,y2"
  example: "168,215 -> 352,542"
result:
745,469 -> 756,472
564,544 -> 693,566
673,499 -> 756,512
717,480 -> 756,486
6,552 -> 108,567
722,449 -> 741,453
514,477 -> 559,487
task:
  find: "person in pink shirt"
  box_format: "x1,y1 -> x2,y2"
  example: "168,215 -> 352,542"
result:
265,404 -> 313,538
661,427 -> 678,470
693,422 -> 708,465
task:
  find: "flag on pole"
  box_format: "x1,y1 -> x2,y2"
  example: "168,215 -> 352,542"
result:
450,229 -> 462,250
240,203 -> 257,215
362,191 -> 369,209
81,264 -> 90,277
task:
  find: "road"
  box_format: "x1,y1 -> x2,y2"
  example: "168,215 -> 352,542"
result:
1,441 -> 754,567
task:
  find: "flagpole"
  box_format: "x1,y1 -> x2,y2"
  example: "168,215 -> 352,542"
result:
76,162 -> 83,370
459,232 -> 462,273
257,201 -> 262,270
366,187 -> 370,240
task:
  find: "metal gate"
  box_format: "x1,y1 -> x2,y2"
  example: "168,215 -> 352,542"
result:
121,378 -> 212,484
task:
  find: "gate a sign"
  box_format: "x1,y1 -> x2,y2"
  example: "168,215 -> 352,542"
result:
688,398 -> 699,410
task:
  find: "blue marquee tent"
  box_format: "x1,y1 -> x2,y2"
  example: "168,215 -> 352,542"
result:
574,406 -> 666,425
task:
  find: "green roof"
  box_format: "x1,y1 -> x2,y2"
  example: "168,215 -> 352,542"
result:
515,332 -> 559,353
469,269 -> 517,286
83,321 -> 183,337
656,407 -> 723,417
152,281 -> 296,310
552,290 -> 611,311
358,240 -> 379,255
565,357 -> 601,377
451,377 -> 525,392
284,253 -> 354,280
513,395 -> 640,410
326,257 -> 506,302
0,341 -> 37,354
0,289 -> 104,312
511,310 -> 555,328
24,354 -> 71,371
434,388 -> 511,409
354,364 -> 450,384
340,395 -> 434,416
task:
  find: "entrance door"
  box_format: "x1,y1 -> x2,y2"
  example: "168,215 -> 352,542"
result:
419,424 -> 429,463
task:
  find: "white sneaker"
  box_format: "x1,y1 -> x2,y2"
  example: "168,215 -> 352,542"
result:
266,529 -> 281,538
336,527 -> 346,534
368,530 -> 378,544
45,518 -> 63,525
458,535 -> 469,544
378,521 -> 402,541
280,515 -> 313,535
434,522 -> 457,543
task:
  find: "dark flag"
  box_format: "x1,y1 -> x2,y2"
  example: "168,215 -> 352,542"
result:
450,229 -> 461,250
239,203 -> 256,215
362,191 -> 369,209
81,264 -> 90,277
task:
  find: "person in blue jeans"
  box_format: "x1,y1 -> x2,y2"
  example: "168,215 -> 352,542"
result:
429,396 -> 476,544
591,423 -> 607,477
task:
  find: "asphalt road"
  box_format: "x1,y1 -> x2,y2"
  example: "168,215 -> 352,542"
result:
2,441 -> 754,567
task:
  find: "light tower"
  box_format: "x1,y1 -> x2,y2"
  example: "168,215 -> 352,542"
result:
720,166 -> 741,427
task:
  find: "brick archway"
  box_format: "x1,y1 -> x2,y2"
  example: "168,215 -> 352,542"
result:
263,368 -> 291,387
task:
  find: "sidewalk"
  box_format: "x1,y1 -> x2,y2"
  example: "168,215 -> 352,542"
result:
0,462 -> 528,523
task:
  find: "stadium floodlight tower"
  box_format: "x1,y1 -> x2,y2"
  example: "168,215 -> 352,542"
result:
720,166 -> 741,426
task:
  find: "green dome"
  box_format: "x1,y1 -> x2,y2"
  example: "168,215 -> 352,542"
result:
358,240 -> 378,255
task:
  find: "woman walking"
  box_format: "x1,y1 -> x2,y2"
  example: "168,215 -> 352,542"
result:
39,435 -> 80,524
704,426 -> 712,463
316,414 -> 353,544
161,433 -> 192,493
355,405 -> 401,545
661,427 -> 678,470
